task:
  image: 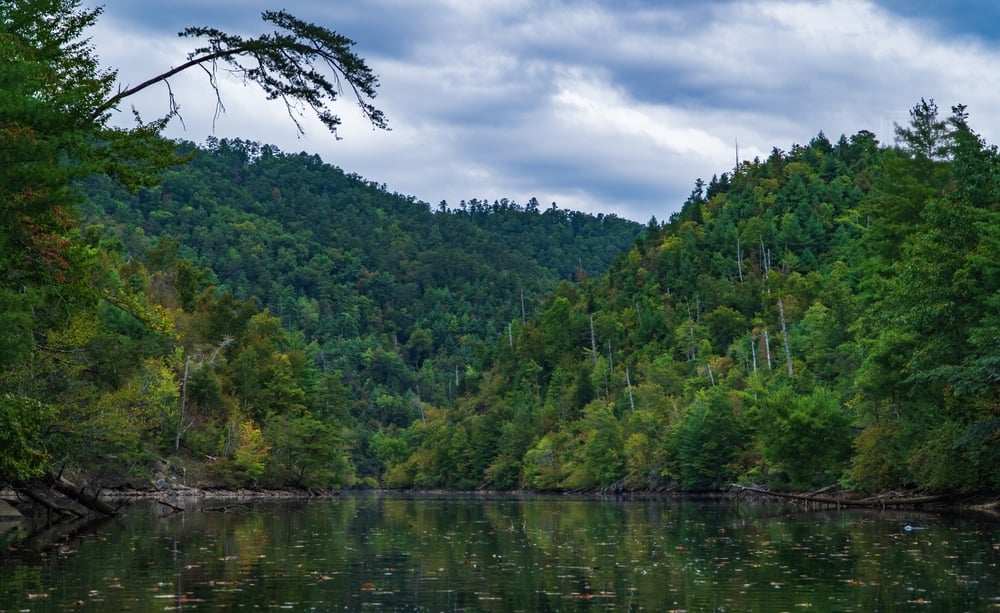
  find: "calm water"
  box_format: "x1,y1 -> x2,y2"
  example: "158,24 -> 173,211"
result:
1,494 -> 998,611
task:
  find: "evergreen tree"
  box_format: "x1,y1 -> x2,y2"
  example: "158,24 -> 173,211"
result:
0,0 -> 386,483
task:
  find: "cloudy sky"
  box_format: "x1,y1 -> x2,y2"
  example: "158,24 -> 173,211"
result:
86,1 -> 1000,222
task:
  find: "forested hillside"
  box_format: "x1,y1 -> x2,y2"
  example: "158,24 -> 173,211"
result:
71,138 -> 642,484
2,0 -> 640,492
3,1 -> 998,497
371,100 -> 1000,495
11,97 -> 1000,495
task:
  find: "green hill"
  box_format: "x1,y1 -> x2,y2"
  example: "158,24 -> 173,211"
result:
9,91 -> 999,496
372,100 -> 1000,495
77,138 -> 643,484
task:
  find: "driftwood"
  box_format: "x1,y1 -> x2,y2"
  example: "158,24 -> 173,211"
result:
155,498 -> 186,513
202,502 -> 251,513
12,475 -> 122,519
731,484 -> 948,508
13,485 -> 85,518
44,474 -> 120,516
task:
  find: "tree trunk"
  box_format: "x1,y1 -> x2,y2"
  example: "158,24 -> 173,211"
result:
13,485 -> 83,518
626,366 -> 635,410
778,297 -> 793,376
589,315 -> 598,366
736,236 -> 744,282
177,356 -> 190,451
44,474 -> 119,516
730,484 -> 947,508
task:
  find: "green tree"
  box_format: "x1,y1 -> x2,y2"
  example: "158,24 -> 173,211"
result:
669,388 -> 746,489
0,0 -> 386,483
0,395 -> 56,480
747,385 -> 853,490
853,102 -> 1000,492
579,401 -> 625,487
231,420 -> 269,483
894,98 -> 949,161
266,410 -> 353,487
94,9 -> 387,137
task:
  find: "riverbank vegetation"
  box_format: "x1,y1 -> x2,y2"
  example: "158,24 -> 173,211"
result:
377,98 -> 1000,497
2,1 -> 998,499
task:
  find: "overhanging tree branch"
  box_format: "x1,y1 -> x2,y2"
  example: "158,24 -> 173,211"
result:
93,10 -> 388,137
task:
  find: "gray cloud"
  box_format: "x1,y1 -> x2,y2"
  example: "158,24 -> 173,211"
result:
88,0 -> 1000,222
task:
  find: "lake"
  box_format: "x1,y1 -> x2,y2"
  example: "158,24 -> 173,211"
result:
1,494 -> 998,611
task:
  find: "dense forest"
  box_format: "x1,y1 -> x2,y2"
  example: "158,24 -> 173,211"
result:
76,138 -> 643,484
3,2 -> 999,497
367,99 -> 1000,495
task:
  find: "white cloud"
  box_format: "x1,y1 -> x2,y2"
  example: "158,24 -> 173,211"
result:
88,0 -> 1000,222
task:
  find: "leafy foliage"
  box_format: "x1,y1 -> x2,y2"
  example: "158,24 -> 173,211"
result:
0,0 -> 392,486
4,0 -> 999,496
376,103 -> 1000,496
96,11 -> 387,136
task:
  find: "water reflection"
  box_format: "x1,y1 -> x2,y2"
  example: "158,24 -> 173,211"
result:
1,495 -> 998,610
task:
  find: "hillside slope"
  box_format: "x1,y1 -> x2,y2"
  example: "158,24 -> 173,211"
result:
374,101 -> 1000,495
78,138 -> 643,482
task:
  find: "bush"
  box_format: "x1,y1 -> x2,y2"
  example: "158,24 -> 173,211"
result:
670,388 -> 746,489
847,421 -> 907,492
750,386 -> 853,490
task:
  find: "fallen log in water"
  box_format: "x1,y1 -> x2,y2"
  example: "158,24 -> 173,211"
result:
13,485 -> 86,518
155,498 -> 186,513
44,474 -> 120,516
12,475 -> 123,519
202,503 -> 251,513
730,484 -> 948,508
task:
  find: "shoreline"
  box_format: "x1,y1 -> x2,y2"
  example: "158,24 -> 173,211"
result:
4,483 -> 998,516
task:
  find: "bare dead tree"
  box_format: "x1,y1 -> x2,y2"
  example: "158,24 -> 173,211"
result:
625,366 -> 635,410
778,297 -> 793,376
590,315 -> 598,366
736,235 -> 744,282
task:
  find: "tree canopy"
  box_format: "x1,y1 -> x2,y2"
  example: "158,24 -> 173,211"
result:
3,0 -> 998,499
0,0 -> 386,482
362,101 -> 1000,496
